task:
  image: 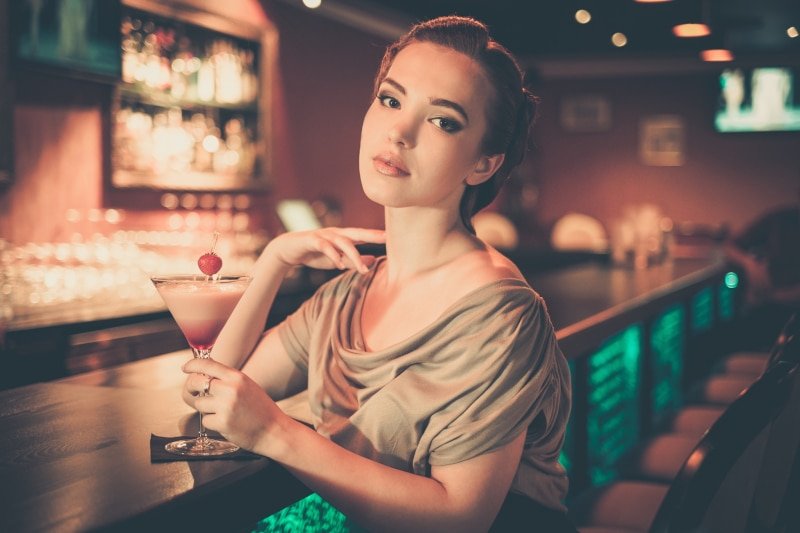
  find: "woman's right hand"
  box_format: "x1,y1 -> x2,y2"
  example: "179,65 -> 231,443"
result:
264,227 -> 386,273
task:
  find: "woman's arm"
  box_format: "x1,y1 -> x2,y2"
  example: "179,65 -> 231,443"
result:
210,247 -> 293,370
274,421 -> 525,532
185,357 -> 523,532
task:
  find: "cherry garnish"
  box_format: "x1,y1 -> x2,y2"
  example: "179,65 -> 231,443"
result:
198,232 -> 222,276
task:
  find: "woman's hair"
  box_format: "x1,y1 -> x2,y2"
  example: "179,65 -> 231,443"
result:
373,16 -> 538,233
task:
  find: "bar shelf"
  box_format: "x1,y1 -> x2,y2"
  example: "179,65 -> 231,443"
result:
111,0 -> 273,192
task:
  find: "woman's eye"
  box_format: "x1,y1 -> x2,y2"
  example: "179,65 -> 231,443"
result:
432,117 -> 462,133
378,95 -> 400,109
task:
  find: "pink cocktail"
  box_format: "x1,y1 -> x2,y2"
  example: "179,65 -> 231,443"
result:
154,277 -> 247,350
151,274 -> 250,456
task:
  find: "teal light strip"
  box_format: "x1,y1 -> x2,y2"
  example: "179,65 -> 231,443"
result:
650,305 -> 685,427
718,279 -> 737,322
586,325 -> 642,485
253,493 -> 359,533
691,287 -> 714,332
559,359 -> 577,476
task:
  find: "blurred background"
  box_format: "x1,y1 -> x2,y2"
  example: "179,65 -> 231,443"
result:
0,0 -> 798,347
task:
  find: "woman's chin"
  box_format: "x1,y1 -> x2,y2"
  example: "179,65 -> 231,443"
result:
360,179 -> 403,208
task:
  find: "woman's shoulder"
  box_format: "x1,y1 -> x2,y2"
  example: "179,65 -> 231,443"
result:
431,246 -> 536,319
454,245 -> 527,289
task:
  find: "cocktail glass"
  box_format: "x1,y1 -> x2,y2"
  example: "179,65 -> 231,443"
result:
151,274 -> 250,456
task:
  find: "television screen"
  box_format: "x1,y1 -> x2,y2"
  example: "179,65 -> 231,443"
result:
715,66 -> 800,133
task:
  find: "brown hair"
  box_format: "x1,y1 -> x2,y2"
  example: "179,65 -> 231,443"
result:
373,16 -> 538,233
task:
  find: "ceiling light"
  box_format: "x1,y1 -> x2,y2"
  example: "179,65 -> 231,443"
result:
611,33 -> 628,47
788,26 -> 799,39
673,0 -> 712,38
575,9 -> 591,24
303,0 -> 322,8
673,23 -> 711,37
700,49 -> 734,62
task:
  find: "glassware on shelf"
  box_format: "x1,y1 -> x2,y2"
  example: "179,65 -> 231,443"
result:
115,5 -> 268,190
120,12 -> 258,106
115,101 -> 256,179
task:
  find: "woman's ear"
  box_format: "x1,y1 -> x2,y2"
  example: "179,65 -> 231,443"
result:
465,153 -> 505,186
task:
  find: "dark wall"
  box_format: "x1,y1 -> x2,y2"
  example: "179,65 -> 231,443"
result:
530,72 -> 798,236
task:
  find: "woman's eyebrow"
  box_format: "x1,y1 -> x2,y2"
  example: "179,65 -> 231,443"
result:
430,98 -> 469,124
381,77 -> 470,124
382,78 -> 406,95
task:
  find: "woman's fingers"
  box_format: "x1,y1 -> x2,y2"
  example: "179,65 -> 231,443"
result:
187,372 -> 227,397
315,237 -> 346,269
270,227 -> 384,271
330,235 -> 370,273
183,357 -> 235,379
194,394 -> 215,414
314,228 -> 383,272
335,227 -> 386,244
187,373 -> 208,396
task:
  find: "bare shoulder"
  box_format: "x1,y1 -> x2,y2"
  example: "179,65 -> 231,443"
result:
450,246 -> 526,291
485,246 -> 526,281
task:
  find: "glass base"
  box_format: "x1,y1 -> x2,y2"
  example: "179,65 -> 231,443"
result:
165,435 -> 240,457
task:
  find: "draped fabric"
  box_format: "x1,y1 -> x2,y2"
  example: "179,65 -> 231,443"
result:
276,258 -> 571,511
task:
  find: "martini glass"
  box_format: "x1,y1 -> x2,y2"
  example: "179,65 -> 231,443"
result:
151,274 -> 250,456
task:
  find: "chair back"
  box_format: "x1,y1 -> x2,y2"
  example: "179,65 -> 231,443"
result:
746,315 -> 800,532
765,313 -> 799,366
648,358 -> 798,533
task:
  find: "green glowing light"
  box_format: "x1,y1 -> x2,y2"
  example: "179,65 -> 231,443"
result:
586,325 -> 642,485
253,493 -> 359,532
719,280 -> 737,321
725,271 -> 739,289
651,305 -> 685,426
560,359 -> 577,477
691,287 -> 714,332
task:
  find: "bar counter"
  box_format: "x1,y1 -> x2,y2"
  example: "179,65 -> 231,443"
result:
0,255 -> 733,532
536,255 -> 730,357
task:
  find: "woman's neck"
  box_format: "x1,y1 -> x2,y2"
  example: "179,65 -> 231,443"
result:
381,206 -> 481,284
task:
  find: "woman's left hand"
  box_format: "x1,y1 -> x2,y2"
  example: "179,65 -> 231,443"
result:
183,358 -> 289,454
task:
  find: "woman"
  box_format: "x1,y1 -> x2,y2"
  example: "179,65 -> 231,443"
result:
184,16 -> 574,532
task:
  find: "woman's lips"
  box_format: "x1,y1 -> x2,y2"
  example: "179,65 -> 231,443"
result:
373,154 -> 410,177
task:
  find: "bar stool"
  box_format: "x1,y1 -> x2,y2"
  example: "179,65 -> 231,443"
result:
620,314 -> 798,483
685,351 -> 770,406
717,351 -> 770,375
686,316 -> 795,407
662,354 -> 769,442
570,351 -> 800,533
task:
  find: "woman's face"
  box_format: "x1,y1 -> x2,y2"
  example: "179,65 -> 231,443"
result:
359,41 -> 501,214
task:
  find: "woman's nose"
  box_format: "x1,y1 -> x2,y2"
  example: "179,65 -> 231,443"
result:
387,117 -> 416,147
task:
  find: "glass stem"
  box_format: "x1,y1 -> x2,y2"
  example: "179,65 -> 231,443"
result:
192,347 -> 213,442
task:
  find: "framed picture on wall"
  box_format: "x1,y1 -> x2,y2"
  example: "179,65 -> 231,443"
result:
10,0 -> 121,83
560,95 -> 612,132
639,115 -> 685,167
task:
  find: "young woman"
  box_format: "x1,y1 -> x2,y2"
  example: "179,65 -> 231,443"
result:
183,16 -> 574,532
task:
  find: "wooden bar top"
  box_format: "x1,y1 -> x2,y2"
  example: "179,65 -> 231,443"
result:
527,255 -> 729,356
0,379 -> 308,532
